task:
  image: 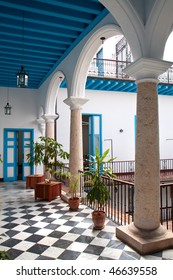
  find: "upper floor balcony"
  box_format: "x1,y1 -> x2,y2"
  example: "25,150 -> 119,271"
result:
87,58 -> 173,95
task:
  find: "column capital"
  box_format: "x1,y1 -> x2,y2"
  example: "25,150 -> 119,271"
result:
36,118 -> 45,125
36,118 -> 46,135
41,114 -> 59,123
63,97 -> 89,110
124,57 -> 172,82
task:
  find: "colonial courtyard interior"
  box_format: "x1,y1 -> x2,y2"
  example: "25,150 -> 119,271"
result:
1,0 -> 173,260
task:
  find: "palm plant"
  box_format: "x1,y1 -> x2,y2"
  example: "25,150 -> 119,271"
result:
84,147 -> 116,210
69,173 -> 80,199
84,148 -> 116,229
68,173 -> 80,210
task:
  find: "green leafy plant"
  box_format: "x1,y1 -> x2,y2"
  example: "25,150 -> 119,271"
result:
84,148 -> 116,210
55,170 -> 71,180
68,173 -> 80,210
26,136 -> 69,178
0,237 -> 10,260
0,250 -> 10,260
69,173 -> 80,199
26,141 -> 44,174
0,153 -> 3,163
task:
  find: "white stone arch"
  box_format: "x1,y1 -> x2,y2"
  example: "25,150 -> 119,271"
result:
45,71 -> 65,115
145,0 -> 173,60
164,31 -> 173,61
101,0 -> 173,61
100,0 -> 145,60
69,24 -> 123,98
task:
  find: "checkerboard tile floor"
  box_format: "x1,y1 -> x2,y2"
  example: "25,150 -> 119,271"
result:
0,181 -> 173,260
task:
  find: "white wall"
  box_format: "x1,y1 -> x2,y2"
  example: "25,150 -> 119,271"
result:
159,94 -> 173,159
0,87 -> 42,177
57,88 -> 173,162
57,88 -> 137,161
84,90 -> 137,160
56,88 -> 70,153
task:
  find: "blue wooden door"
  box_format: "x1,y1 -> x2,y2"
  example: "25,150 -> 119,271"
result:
4,129 -> 18,181
4,129 -> 34,181
88,115 -> 102,157
22,130 -> 34,180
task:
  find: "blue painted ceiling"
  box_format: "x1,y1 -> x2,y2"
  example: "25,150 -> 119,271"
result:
0,0 -> 108,88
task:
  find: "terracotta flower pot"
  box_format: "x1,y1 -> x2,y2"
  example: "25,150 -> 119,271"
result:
68,197 -> 80,210
92,210 -> 106,230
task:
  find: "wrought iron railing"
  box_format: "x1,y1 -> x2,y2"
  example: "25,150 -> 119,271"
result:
81,175 -> 134,226
105,158 -> 173,178
57,159 -> 173,231
88,58 -> 173,84
80,174 -> 173,232
160,182 -> 173,231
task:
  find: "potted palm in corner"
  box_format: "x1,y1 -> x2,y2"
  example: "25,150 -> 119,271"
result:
84,148 -> 116,229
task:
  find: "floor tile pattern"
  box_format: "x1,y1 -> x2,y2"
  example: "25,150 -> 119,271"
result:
0,181 -> 173,260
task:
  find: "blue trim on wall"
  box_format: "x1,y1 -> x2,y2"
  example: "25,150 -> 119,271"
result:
61,77 -> 173,96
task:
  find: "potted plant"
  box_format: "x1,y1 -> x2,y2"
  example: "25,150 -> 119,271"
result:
0,237 -> 10,260
68,173 -> 80,210
26,136 -> 70,182
84,148 -> 116,229
0,250 -> 10,260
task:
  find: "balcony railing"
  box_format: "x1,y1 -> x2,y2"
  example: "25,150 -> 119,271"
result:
88,58 -> 173,84
105,158 -> 173,180
80,175 -> 173,232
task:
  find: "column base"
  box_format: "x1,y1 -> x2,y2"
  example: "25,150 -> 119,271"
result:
116,222 -> 173,255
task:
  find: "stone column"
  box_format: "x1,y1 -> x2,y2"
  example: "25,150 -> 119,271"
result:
41,114 -> 59,180
116,58 -> 173,254
42,114 -> 59,139
135,80 -> 160,230
64,97 -> 88,177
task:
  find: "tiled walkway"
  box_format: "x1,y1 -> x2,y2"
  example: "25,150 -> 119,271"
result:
0,181 -> 173,260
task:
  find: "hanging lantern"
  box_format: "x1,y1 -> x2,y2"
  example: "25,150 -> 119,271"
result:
4,86 -> 12,115
16,66 -> 29,88
4,102 -> 12,115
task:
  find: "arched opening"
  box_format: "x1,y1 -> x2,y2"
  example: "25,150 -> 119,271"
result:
163,31 -> 173,62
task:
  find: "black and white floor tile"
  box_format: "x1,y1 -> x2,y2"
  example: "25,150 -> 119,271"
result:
0,181 -> 173,260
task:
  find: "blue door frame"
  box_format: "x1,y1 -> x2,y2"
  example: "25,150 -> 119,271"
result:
83,114 -> 102,157
3,128 -> 34,181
